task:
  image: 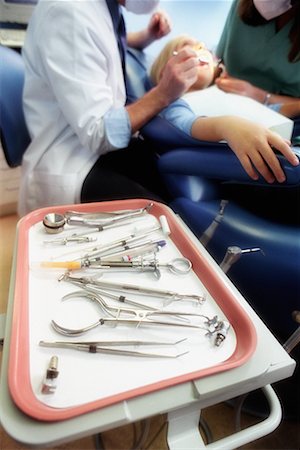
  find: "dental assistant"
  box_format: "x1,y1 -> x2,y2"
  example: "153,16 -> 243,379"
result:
18,0 -> 200,216
215,0 -> 300,120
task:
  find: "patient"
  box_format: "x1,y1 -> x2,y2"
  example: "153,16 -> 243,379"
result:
150,35 -> 299,184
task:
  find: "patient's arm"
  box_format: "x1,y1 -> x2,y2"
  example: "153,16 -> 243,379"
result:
191,116 -> 299,184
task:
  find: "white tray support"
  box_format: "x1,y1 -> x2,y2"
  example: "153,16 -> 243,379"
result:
167,384 -> 282,450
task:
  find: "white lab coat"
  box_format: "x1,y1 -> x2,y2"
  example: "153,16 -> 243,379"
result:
19,0 -> 130,216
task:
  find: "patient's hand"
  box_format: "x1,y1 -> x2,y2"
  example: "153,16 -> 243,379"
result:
221,117 -> 299,183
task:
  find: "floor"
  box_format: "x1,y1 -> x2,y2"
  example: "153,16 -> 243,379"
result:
0,213 -> 299,450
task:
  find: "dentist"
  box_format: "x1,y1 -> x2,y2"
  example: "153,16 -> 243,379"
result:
19,0 -> 199,216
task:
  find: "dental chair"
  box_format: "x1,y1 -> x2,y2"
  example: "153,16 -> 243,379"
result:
126,48 -> 300,418
0,45 -> 31,168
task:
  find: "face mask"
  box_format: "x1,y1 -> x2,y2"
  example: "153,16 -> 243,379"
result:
253,0 -> 292,20
125,0 -> 159,15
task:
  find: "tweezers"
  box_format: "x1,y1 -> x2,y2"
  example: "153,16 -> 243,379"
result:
39,338 -> 188,358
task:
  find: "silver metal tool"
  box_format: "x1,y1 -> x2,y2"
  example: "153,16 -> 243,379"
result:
46,214 -> 171,257
72,255 -> 192,279
173,50 -> 210,65
51,315 -> 218,337
44,232 -> 98,246
51,290 -> 221,338
76,214 -> 170,259
41,355 -> 59,394
39,338 -> 188,358
200,199 -> 228,247
214,321 -> 231,347
220,246 -> 264,274
90,239 -> 166,261
41,255 -> 192,279
42,203 -> 153,234
40,240 -> 168,272
60,273 -> 206,305
62,289 -> 210,322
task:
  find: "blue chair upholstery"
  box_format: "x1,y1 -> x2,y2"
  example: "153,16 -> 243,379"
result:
0,45 -> 30,167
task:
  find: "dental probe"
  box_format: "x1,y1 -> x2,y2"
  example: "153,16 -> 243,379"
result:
39,340 -> 188,358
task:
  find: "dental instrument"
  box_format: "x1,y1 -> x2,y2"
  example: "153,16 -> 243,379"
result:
173,50 -> 210,64
45,214 -> 171,261
220,246 -> 264,274
61,289 -> 211,323
41,254 -> 191,279
52,289 -> 220,338
44,231 -> 98,246
51,308 -> 225,338
41,356 -> 59,395
39,338 -> 188,358
42,203 -> 153,234
60,273 -> 206,305
200,199 -> 228,247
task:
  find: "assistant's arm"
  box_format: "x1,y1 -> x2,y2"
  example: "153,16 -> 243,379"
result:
215,74 -> 300,116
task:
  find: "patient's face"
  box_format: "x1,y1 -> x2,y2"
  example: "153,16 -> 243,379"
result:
177,38 -> 215,90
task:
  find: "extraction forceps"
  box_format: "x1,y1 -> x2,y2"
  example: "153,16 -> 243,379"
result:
52,287 -> 229,345
51,289 -> 221,339
60,273 -> 206,305
39,338 -> 188,358
61,289 -> 209,322
43,203 -> 153,234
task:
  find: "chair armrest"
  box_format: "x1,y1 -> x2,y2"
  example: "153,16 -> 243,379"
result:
158,147 -> 300,187
142,115 -> 222,152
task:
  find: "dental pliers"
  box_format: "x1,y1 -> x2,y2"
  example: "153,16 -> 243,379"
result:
51,289 -> 222,338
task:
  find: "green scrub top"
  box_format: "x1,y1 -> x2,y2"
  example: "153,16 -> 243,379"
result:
216,0 -> 300,97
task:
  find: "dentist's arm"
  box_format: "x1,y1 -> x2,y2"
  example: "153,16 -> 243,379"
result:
126,49 -> 198,132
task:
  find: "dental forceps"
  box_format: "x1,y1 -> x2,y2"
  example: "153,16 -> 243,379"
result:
60,273 -> 206,305
43,203 -> 153,234
51,289 -> 221,337
39,339 -> 188,358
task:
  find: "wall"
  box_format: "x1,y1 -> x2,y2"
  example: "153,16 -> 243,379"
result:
124,0 -> 233,57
